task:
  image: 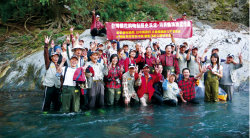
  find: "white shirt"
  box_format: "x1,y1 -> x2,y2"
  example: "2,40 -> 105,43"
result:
205,63 -> 223,73
85,61 -> 106,81
62,67 -> 77,86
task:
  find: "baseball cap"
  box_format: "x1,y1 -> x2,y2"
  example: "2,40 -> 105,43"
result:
192,46 -> 198,50
128,64 -> 136,69
70,55 -> 78,60
143,64 -> 149,68
96,15 -> 100,18
227,54 -> 234,58
50,51 -> 59,57
180,44 -> 186,48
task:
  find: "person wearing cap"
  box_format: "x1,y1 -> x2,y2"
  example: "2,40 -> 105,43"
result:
152,42 -> 159,58
85,51 -> 108,109
123,44 -> 129,58
158,44 -> 180,79
204,53 -> 223,102
122,63 -> 141,106
176,44 -> 188,82
87,41 -> 98,61
107,40 -> 120,58
219,53 -> 243,101
186,45 -> 202,77
124,49 -> 143,72
48,40 -> 65,66
71,44 -> 85,67
57,55 -> 82,113
178,67 -> 207,104
105,54 -> 123,106
42,36 -> 61,112
137,64 -> 162,106
162,71 -> 184,106
176,13 -> 187,21
90,10 -> 106,38
201,47 -> 226,64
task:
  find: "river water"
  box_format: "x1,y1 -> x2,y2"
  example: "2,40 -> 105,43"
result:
0,92 -> 249,137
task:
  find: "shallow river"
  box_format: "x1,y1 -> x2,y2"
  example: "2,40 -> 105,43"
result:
0,92 -> 249,137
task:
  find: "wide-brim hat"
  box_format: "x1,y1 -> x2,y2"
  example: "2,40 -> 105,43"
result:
72,44 -> 84,51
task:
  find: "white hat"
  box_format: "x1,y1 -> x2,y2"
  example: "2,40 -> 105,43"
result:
72,44 -> 84,51
96,15 -> 100,18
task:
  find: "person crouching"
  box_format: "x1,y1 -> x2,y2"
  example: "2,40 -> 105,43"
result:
137,64 -> 162,106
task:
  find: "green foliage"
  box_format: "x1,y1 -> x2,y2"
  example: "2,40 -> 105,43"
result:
0,0 -> 168,29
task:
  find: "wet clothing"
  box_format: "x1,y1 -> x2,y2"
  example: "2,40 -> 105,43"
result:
42,86 -> 61,111
61,86 -> 80,112
61,66 -> 80,112
159,54 -> 179,78
204,64 -> 222,102
219,62 -> 242,101
162,80 -> 180,102
151,75 -> 164,105
105,88 -> 122,106
85,61 -> 108,109
42,43 -> 61,111
178,77 -> 197,102
137,73 -> 162,101
89,81 -> 105,109
105,66 -> 123,106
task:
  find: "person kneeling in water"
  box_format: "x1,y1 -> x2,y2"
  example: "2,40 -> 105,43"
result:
162,71 -> 185,106
178,67 -> 206,104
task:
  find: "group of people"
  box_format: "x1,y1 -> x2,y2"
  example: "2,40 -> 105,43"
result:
41,12 -> 243,114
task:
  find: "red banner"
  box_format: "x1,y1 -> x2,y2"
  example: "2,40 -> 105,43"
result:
106,20 -> 193,40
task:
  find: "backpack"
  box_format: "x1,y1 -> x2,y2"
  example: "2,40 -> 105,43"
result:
73,67 -> 86,83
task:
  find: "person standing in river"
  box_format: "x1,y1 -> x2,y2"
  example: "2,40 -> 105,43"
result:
42,36 -> 61,112
204,53 -> 223,102
85,52 -> 108,110
105,54 -> 123,106
219,53 -> 243,101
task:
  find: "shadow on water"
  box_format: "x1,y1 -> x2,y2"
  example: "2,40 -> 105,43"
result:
0,91 -> 249,137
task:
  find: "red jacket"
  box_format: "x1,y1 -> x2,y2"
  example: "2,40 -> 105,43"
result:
124,55 -> 143,72
90,14 -> 104,30
137,72 -> 162,101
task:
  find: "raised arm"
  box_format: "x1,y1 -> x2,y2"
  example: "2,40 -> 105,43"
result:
44,36 -> 51,70
201,48 -> 209,62
186,45 -> 193,61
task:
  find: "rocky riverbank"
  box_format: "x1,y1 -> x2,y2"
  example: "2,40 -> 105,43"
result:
0,21 -> 249,92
